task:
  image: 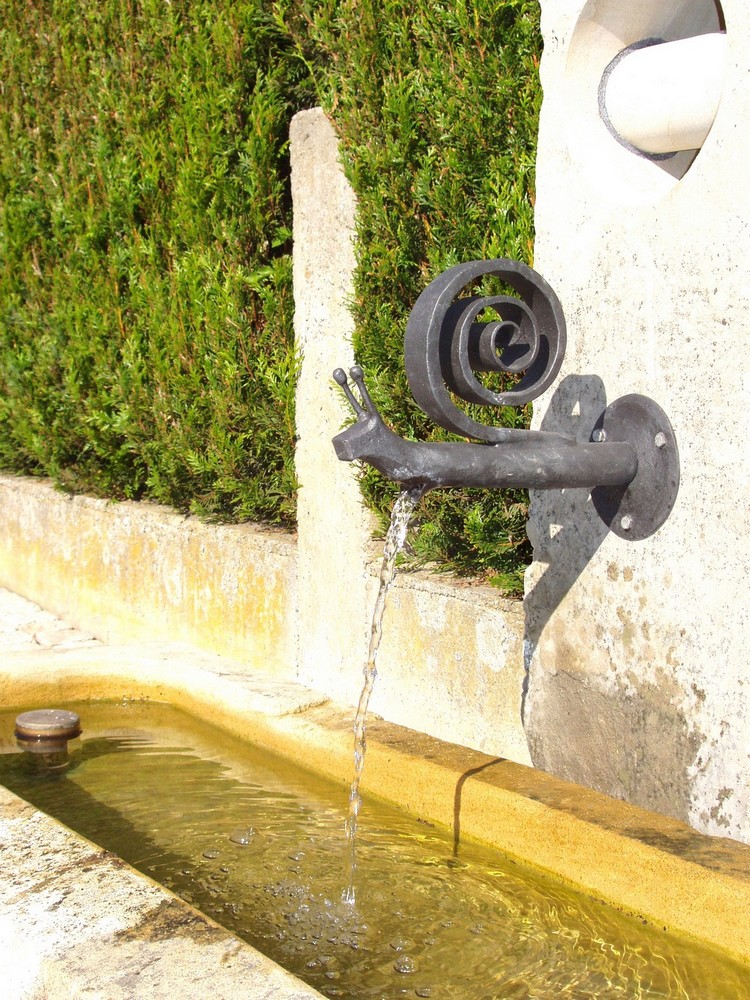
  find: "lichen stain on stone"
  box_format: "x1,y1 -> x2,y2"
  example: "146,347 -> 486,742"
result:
664,646 -> 680,668
615,606 -> 636,649
540,632 -> 589,677
527,658 -> 706,825
691,683 -> 707,704
708,787 -> 735,830
607,562 -> 634,583
115,898 -> 227,945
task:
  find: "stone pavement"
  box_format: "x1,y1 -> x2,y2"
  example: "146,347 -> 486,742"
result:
0,586 -> 98,653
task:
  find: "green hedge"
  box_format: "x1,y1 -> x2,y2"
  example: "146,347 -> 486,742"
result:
0,0 -> 309,523
291,0 -> 541,590
0,0 -> 541,591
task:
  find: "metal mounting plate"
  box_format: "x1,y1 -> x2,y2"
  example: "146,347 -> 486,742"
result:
591,394 -> 679,540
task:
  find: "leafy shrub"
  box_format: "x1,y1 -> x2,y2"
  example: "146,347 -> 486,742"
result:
288,0 -> 542,590
0,0 -> 312,523
0,0 -> 541,590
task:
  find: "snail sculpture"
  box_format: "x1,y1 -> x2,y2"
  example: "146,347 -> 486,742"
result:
333,259 -> 679,539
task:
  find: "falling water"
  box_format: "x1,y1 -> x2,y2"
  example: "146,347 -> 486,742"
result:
343,484 -> 425,904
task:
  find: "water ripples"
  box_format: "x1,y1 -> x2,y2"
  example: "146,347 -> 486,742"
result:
0,702 -> 748,1000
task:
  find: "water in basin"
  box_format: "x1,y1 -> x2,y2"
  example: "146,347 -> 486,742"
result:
0,701 -> 747,999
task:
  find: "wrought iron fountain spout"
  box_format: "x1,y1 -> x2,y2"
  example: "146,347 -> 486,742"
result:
333,259 -> 679,540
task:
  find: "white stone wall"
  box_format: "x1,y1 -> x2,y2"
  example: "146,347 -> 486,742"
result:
290,109 -> 530,762
526,0 -> 749,839
290,109 -> 380,710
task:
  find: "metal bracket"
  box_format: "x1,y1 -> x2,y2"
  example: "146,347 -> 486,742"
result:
591,394 -> 680,540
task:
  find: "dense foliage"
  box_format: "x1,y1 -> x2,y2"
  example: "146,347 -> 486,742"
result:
0,0 -> 308,522
0,0 -> 541,590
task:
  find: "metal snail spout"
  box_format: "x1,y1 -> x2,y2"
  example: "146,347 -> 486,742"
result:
332,259 -> 679,540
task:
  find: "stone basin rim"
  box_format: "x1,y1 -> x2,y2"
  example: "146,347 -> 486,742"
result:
2,640 -> 750,970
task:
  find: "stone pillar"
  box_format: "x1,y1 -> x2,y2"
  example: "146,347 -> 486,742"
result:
289,109 -> 531,762
526,0 -> 750,841
291,109 -> 377,707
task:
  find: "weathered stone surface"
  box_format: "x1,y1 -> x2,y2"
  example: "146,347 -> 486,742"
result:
373,572 -> 528,761
0,786 -> 324,999
526,0 -> 750,841
290,107 -> 378,710
0,475 -> 297,675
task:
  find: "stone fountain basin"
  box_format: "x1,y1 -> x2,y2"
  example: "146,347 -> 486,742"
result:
1,637 -> 750,997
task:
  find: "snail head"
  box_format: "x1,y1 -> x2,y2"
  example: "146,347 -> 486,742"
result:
332,366 -> 392,462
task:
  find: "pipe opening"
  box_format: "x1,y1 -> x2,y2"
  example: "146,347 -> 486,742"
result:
599,32 -> 728,158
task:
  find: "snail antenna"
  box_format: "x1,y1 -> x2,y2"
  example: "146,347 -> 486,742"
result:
349,366 -> 376,412
333,367 -> 366,417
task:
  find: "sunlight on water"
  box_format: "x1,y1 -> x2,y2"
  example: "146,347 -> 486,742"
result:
1,702 -> 749,1000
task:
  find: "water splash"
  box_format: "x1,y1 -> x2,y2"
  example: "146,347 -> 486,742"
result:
344,484 -> 425,904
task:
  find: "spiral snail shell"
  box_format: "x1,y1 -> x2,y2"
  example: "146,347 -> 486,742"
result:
404,258 -> 567,442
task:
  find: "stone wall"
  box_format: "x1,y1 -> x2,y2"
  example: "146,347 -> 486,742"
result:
526,0 -> 749,840
0,475 -> 299,673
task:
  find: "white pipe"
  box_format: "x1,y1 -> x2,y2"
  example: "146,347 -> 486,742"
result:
600,33 -> 728,156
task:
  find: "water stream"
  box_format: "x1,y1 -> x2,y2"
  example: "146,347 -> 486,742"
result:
344,484 -> 425,903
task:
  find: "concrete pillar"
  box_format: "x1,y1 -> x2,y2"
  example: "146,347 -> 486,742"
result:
526,0 -> 749,841
290,109 -> 530,761
290,108 -> 378,708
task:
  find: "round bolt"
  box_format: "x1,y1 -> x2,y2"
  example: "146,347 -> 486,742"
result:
654,431 -> 667,448
592,428 -> 607,443
620,514 -> 633,531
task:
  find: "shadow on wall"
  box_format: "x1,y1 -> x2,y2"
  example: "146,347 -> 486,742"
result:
521,374 -> 613,720
519,377 -> 704,824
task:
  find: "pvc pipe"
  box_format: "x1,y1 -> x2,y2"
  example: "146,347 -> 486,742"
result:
600,33 -> 728,156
